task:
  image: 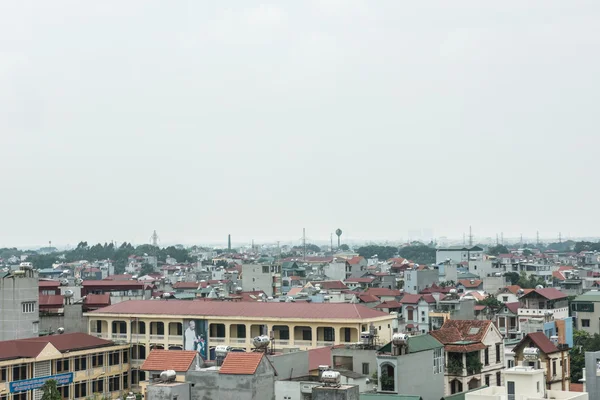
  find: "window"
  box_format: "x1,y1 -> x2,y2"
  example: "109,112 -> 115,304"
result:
572,302 -> 594,312
109,376 -> 121,392
56,359 -> 69,373
496,344 -> 501,363
92,378 -> 104,394
362,363 -> 369,375
12,365 -> 26,381
0,367 -> 6,382
433,348 -> 444,374
13,394 -> 26,400
109,351 -> 120,366
502,296 -> 508,302
421,311 -> 425,316
496,371 -> 501,386
323,327 -> 334,342
552,359 -> 557,376
485,374 -> 490,386
262,266 -> 269,274
484,347 -> 489,365
123,350 -> 129,364
507,359 -> 514,368
92,354 -> 104,368
123,372 -> 129,389
407,309 -> 414,320
58,385 -> 69,399
537,381 -> 540,392
74,382 -> 87,398
21,302 -> 36,313
582,319 -> 590,328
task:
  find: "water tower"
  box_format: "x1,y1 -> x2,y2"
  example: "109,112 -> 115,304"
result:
335,228 -> 342,248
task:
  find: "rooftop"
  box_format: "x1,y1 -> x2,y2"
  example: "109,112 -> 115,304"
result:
141,350 -> 197,372
521,287 -> 567,301
378,334 -> 443,354
0,333 -> 116,361
429,320 -> 492,353
513,332 -> 560,355
89,300 -> 391,320
572,290 -> 600,302
219,352 -> 264,375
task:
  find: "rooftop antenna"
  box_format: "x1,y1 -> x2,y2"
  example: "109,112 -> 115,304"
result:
150,230 -> 159,247
228,234 -> 231,252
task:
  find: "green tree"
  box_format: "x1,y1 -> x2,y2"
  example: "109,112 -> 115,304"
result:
504,272 -> 520,286
488,245 -> 509,256
339,244 -> 350,251
357,245 -> 398,260
139,263 -> 155,276
41,379 -> 61,400
398,245 -> 436,265
522,249 -> 533,256
305,244 -> 321,253
477,295 -> 504,313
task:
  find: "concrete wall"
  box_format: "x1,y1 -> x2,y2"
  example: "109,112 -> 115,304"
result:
241,264 -> 273,295
40,304 -> 87,335
219,358 -> 275,400
313,385 -> 359,400
269,351 -> 310,380
147,382 -> 192,400
331,348 -> 377,377
397,350 -> 444,400
275,380 -> 320,400
186,369 -> 221,400
404,270 -> 439,294
585,351 -> 600,400
323,262 -> 346,282
0,274 -> 39,340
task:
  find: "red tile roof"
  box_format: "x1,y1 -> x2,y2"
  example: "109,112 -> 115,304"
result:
84,294 -> 111,306
501,285 -> 523,295
38,280 -> 60,288
344,277 -> 375,283
82,280 -> 146,287
358,294 -> 381,303
474,305 -> 487,311
399,293 -> 437,304
430,320 -> 492,353
309,281 -> 348,290
141,350 -> 197,372
103,274 -> 133,281
308,346 -> 332,371
90,300 -> 390,320
364,288 -> 402,298
458,279 -> 483,288
375,301 -> 402,309
0,333 -> 115,361
514,332 -> 560,355
552,271 -> 566,281
558,266 -> 574,271
522,288 -> 567,301
505,302 -> 520,314
348,256 -> 365,265
39,294 -> 64,307
570,383 -> 583,392
219,352 -> 264,375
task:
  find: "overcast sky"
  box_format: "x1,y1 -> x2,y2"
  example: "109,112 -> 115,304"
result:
1,1 -> 599,248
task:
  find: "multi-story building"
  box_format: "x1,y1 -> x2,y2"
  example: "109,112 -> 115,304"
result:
404,269 -> 439,295
84,300 -> 395,382
496,302 -> 521,339
518,288 -> 569,321
0,267 -> 39,341
430,320 -> 505,395
397,294 -> 436,334
512,332 -> 571,391
435,246 -> 483,265
240,263 -> 281,296
571,291 -> 600,335
0,332 -> 130,400
375,334 -> 445,400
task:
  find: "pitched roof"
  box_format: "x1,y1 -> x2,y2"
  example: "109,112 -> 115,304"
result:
375,301 -> 402,309
219,352 -> 264,375
286,287 -> 303,296
38,280 -> 60,288
173,281 -> 201,289
89,300 -> 390,320
344,277 -> 375,283
308,346 -> 332,371
364,288 -> 402,297
309,280 -> 348,290
84,294 -> 111,305
505,302 -> 520,314
82,280 -> 147,288
347,256 -> 365,265
0,333 -> 115,360
502,285 -> 522,295
141,350 -> 197,372
399,293 -> 437,305
39,294 -> 64,307
514,332 -> 560,355
458,279 -> 483,288
103,274 -> 133,281
430,320 -> 492,353
378,334 -> 443,354
522,287 -> 567,301
358,294 -> 381,303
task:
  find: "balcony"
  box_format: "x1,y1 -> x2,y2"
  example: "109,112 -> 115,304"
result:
209,337 -> 226,343
230,338 -> 247,344
518,307 -> 569,319
131,334 -> 145,341
168,335 -> 183,343
317,341 -> 334,347
277,340 -> 290,346
93,333 -> 109,339
149,335 -> 165,341
111,333 -> 128,341
294,340 -> 312,347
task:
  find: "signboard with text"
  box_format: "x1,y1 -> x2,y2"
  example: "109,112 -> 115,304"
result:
9,372 -> 73,393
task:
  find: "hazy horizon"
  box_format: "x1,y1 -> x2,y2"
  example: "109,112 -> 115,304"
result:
2,1 -> 600,248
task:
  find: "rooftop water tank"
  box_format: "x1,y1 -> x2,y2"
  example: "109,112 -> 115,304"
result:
320,371 -> 341,385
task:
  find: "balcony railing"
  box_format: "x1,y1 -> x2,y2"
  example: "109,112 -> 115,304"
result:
276,340 -> 290,346
230,338 -> 247,344
93,333 -> 108,339
168,335 -> 182,343
111,333 -> 128,341
316,341 -> 334,347
149,335 -> 165,341
131,334 -> 145,341
209,337 -> 226,343
294,340 -> 312,347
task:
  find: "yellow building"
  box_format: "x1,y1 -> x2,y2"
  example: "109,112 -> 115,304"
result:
0,333 -> 129,400
84,299 -> 395,382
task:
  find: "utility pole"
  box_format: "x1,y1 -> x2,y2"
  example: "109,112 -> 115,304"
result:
536,231 -> 540,246
330,233 -> 333,252
277,241 -> 281,262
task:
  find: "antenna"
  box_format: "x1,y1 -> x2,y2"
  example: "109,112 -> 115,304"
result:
495,234 -> 499,246
228,234 -> 231,251
150,230 -> 159,247
330,233 -> 333,252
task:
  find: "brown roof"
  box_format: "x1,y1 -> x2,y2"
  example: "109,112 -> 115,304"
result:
141,350 -> 197,372
90,300 -> 390,320
458,279 -> 483,288
39,294 -> 64,307
38,280 -> 60,288
308,346 -> 332,370
84,294 -> 111,306
430,320 -> 492,353
375,301 -> 402,309
505,302 -> 520,314
364,288 -> 402,297
513,332 -> 560,355
173,281 -> 200,289
103,274 -> 133,281
358,294 -> 380,303
309,280 -> 348,290
0,333 -> 115,361
82,280 -> 146,287
347,256 -> 365,265
522,288 -> 567,301
219,352 -> 264,375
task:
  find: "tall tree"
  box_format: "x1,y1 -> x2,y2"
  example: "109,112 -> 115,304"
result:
41,379 -> 61,400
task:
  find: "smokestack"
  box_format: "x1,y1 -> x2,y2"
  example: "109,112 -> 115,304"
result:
228,234 -> 231,251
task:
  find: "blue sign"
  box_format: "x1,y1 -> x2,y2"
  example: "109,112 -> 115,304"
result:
10,372 -> 73,393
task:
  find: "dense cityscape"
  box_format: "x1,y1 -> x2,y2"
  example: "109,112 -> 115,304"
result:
1,233 -> 600,399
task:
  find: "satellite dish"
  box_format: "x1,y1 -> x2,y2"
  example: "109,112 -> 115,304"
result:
57,327 -> 65,334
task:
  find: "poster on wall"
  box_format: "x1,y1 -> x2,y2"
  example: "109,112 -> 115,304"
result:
183,319 -> 208,360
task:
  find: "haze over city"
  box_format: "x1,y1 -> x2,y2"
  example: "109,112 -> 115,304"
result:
2,1 -> 600,248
